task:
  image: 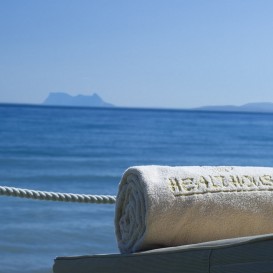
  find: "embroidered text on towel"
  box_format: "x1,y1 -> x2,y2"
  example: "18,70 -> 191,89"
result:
168,175 -> 273,196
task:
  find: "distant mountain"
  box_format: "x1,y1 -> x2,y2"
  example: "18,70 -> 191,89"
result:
43,92 -> 114,107
195,102 -> 273,113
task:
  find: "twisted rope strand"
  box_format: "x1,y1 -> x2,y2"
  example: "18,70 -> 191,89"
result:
0,186 -> 116,204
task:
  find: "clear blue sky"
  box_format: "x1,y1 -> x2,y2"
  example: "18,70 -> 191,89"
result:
0,0 -> 273,108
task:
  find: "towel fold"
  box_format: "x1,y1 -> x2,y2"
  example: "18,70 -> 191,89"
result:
115,166 -> 273,253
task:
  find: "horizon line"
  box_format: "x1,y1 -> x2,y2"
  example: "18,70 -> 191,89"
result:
1,102 -> 273,115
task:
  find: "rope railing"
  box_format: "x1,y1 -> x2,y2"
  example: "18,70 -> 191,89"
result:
0,186 -> 116,204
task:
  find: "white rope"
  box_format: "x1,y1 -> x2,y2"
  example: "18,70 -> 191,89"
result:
0,186 -> 116,204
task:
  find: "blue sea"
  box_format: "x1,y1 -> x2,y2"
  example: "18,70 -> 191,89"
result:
1,104 -> 273,273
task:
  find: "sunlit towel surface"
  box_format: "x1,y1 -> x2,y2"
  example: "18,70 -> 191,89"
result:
115,166 -> 273,253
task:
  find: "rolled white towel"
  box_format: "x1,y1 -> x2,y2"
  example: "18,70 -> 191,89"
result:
115,166 -> 273,253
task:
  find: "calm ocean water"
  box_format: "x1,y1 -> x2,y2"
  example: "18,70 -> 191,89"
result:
1,104 -> 273,273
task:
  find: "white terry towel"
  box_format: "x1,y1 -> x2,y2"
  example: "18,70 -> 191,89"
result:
115,166 -> 273,254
